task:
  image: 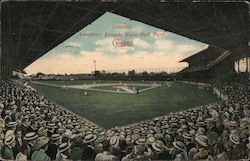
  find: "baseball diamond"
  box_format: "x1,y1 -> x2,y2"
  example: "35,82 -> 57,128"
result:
29,80 -> 219,128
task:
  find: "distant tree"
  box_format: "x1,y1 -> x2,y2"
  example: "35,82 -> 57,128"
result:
36,72 -> 44,77
94,70 -> 101,77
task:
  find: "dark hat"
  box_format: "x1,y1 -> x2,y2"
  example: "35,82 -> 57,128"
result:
72,136 -> 84,147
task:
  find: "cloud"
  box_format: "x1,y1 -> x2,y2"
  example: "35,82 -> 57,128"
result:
95,38 -> 112,46
65,42 -> 82,49
133,38 -> 150,49
154,39 -> 174,51
131,25 -> 145,32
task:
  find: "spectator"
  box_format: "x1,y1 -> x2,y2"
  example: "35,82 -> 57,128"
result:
15,142 -> 28,161
31,136 -> 51,161
95,140 -> 117,161
1,133 -> 16,160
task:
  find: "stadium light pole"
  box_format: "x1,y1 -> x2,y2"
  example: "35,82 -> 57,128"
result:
93,60 -> 96,72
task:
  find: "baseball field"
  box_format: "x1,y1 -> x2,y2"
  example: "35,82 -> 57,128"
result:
30,80 -> 219,128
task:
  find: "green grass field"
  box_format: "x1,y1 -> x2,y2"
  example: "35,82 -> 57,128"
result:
30,81 -> 219,128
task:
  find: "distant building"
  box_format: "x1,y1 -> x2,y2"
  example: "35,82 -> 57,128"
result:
128,70 -> 135,76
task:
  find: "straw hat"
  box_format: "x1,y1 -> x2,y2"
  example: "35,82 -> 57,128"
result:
6,121 -> 17,128
135,138 -> 146,145
246,142 -> 250,150
58,142 -> 70,153
133,129 -> 140,134
119,134 -> 125,141
195,135 -> 208,147
5,110 -> 11,115
0,103 -> 4,109
125,137 -> 132,144
176,128 -> 183,134
229,134 -> 240,145
83,134 -> 97,143
227,121 -> 237,127
96,133 -> 107,143
9,101 -> 15,106
164,134 -> 171,142
51,134 -> 61,141
24,132 -> 38,141
166,128 -> 175,135
58,128 -> 66,135
152,140 -> 165,152
188,122 -> 197,129
183,132 -> 193,139
110,136 -> 119,147
206,118 -> 216,123
37,127 -> 48,136
0,118 -> 5,128
36,136 -> 50,149
5,130 -> 14,139
147,136 -> 156,145
46,123 -> 56,129
154,126 -> 161,133
5,134 -> 15,145
173,141 -> 186,151
131,134 -> 140,141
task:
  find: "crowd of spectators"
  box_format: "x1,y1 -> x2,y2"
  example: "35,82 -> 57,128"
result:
0,78 -> 249,161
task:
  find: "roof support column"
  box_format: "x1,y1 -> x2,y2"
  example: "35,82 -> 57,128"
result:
0,1 -> 2,80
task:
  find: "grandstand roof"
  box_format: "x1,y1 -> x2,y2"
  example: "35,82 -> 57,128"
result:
179,45 -> 226,63
2,1 -> 249,71
179,45 -> 231,73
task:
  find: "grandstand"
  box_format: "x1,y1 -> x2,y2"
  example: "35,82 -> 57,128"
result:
0,1 -> 249,161
178,45 -> 235,80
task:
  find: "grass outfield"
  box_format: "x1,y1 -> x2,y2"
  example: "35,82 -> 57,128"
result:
30,81 -> 219,128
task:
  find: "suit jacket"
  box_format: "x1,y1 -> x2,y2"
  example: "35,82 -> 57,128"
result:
69,146 -> 84,161
13,138 -> 22,157
81,146 -> 96,161
228,144 -> 246,160
1,144 -> 15,160
46,143 -> 58,160
31,149 -> 51,161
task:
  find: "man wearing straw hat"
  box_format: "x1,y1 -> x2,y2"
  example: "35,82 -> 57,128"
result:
24,132 -> 38,160
95,140 -> 117,161
82,133 -> 97,160
173,141 -> 188,160
69,136 -> 85,161
152,140 -> 172,160
213,142 -> 228,161
1,133 -> 16,160
56,142 -> 71,161
227,133 -> 246,160
13,128 -> 23,157
31,136 -> 51,161
46,134 -> 61,160
193,135 -> 210,160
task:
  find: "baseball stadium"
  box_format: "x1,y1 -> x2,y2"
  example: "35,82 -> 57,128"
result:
0,1 -> 250,161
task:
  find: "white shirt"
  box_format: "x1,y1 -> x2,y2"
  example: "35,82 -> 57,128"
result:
15,152 -> 27,161
95,151 -> 117,161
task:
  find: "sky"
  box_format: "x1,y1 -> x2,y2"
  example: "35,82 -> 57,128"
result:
25,12 -> 208,75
